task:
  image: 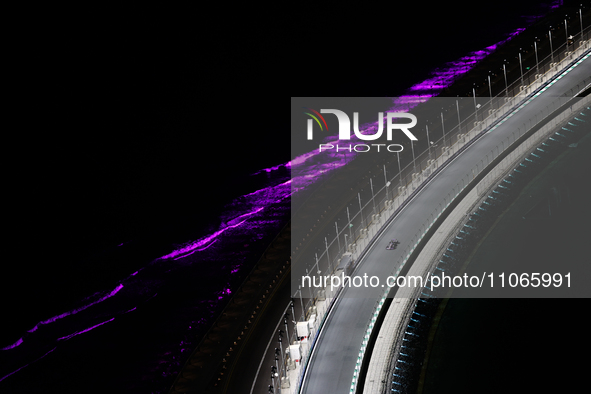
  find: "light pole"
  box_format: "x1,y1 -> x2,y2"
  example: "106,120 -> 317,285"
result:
298,286 -> 304,321
565,17 -> 569,44
518,49 -> 524,85
441,112 -> 446,147
579,4 -> 583,41
335,222 -> 341,255
503,60 -> 508,97
473,86 -> 478,121
314,253 -> 318,274
274,352 -> 280,389
325,237 -> 331,272
271,366 -> 277,393
370,178 -> 376,216
534,38 -> 539,74
290,300 -> 295,325
358,192 -> 364,229
278,331 -> 285,369
383,164 -> 388,200
284,314 -> 290,344
274,348 -> 280,376
549,27 -> 554,62
411,140 -> 416,173
346,207 -> 352,239
426,124 -> 432,160
456,100 -> 461,133
396,150 -> 402,183
487,71 -> 493,107
306,268 -> 313,299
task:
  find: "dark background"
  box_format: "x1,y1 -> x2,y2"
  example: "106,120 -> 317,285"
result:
5,1 -> 564,281
2,0 -> 587,392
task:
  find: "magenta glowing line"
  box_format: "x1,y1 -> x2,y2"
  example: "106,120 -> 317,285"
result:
285,8 -> 554,186
287,20 -> 545,191
173,239 -> 218,260
227,204 -> 266,223
1,337 -> 23,350
160,206 -> 265,260
252,162 -> 289,175
34,284 -> 123,327
125,269 -> 144,280
57,318 -> 115,342
2,284 -> 124,349
0,347 -> 56,383
243,180 -> 292,197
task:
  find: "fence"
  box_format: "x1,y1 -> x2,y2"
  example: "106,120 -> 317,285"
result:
281,25 -> 591,394
380,93 -> 590,394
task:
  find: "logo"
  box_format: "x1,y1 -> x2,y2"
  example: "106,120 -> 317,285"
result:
302,107 -> 329,138
304,109 -> 417,153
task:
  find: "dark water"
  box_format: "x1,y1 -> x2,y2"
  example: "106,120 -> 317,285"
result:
1,1 -> 573,393
421,130 -> 591,393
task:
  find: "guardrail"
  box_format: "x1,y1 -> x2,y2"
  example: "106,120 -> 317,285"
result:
381,93 -> 590,394
281,24 -> 591,394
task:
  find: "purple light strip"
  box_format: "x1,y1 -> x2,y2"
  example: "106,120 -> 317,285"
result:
217,288 -> 232,300
2,284 -> 124,350
288,14 -> 555,190
31,284 -> 123,329
1,338 -> 23,350
2,6 -> 563,384
226,204 -> 265,222
152,3 -> 565,268
0,347 -> 56,383
123,268 -> 145,281
173,239 -> 218,260
159,207 -> 264,260
252,162 -> 291,175
405,28 -> 525,95
159,179 -> 295,261
57,317 -> 115,342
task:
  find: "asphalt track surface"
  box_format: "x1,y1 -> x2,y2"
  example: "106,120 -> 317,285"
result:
301,52 -> 590,394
